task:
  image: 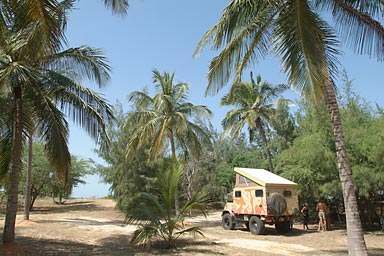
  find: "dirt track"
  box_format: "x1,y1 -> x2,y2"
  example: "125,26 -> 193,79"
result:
0,198 -> 383,255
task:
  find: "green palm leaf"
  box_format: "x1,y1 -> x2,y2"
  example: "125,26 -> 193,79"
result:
314,0 -> 384,61
103,0 -> 129,16
125,163 -> 207,248
46,46 -> 111,87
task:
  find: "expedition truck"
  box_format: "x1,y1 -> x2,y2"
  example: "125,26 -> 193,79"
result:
222,167 -> 299,235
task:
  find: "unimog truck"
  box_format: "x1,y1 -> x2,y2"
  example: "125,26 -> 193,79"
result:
222,167 -> 299,235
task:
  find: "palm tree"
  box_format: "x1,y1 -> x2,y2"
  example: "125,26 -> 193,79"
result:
0,11 -> 113,245
125,163 -> 207,249
194,1 -> 384,255
221,72 -> 289,173
0,0 -> 126,223
126,69 -> 212,213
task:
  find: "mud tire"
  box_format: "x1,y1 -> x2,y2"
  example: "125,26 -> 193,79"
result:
222,213 -> 236,230
248,216 -> 265,235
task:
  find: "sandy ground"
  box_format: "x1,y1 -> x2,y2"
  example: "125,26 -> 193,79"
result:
0,198 -> 383,255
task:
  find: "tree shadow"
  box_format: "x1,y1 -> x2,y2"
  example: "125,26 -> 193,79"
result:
31,201 -> 112,214
33,217 -> 125,228
0,234 -> 235,256
0,235 -> 137,256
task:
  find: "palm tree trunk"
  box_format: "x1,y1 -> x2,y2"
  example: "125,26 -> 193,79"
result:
170,131 -> 180,214
3,86 -> 23,243
256,120 -> 274,173
324,79 -> 368,256
23,131 -> 33,220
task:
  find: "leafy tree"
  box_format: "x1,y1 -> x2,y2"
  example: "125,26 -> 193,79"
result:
338,75 -> 384,229
275,102 -> 338,201
96,102 -> 159,211
195,1 -> 384,254
125,163 -> 207,249
268,100 -> 297,154
20,143 -> 95,208
20,142 -> 51,210
277,79 -> 384,229
51,155 -> 96,204
126,69 -> 212,212
221,72 -> 289,172
0,2 -> 113,243
184,129 -> 266,204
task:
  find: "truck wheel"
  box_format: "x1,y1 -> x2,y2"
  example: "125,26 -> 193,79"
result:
275,221 -> 291,234
267,193 -> 287,216
248,216 -> 265,235
222,213 -> 236,230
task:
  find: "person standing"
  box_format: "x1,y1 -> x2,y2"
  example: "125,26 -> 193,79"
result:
301,203 -> 310,230
316,199 -> 329,231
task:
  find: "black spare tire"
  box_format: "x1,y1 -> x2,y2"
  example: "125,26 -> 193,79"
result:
267,192 -> 287,216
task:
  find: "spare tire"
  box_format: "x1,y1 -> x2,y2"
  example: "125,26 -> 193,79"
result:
267,192 -> 287,216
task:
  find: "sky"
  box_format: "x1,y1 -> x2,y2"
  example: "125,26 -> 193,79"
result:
68,1 -> 384,198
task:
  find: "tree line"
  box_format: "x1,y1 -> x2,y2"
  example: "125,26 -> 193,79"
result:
96,70 -> 384,233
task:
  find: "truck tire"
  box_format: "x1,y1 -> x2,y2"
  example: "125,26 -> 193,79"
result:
248,216 -> 265,235
267,192 -> 287,216
222,213 -> 236,230
275,220 -> 291,234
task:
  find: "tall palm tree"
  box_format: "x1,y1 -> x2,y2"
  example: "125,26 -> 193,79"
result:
221,72 -> 289,173
194,1 -> 384,255
0,13 -> 113,246
126,69 -> 212,213
0,0 -> 126,223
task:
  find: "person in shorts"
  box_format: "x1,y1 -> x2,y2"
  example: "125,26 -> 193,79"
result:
316,199 -> 329,231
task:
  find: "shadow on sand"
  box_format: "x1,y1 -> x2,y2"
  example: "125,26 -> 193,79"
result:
0,234 -> 232,256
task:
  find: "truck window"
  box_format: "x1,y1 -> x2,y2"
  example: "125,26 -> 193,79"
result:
235,191 -> 241,198
255,189 -> 263,197
283,190 -> 292,197
239,175 -> 253,185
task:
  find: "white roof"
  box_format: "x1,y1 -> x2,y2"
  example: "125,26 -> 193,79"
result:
234,167 -> 297,186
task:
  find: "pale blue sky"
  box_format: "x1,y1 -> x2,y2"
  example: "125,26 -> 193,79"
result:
69,1 -> 384,198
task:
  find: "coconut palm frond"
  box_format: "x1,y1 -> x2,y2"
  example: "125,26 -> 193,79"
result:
127,90 -> 153,110
124,192 -> 163,224
174,226 -> 204,239
44,72 -> 113,150
130,223 -> 160,248
274,0 -> 340,102
32,96 -> 70,185
103,0 -> 129,16
47,46 -> 111,87
128,163 -> 207,248
315,0 -> 384,61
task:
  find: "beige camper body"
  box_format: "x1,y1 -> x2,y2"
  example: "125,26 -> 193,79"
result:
222,167 -> 299,235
